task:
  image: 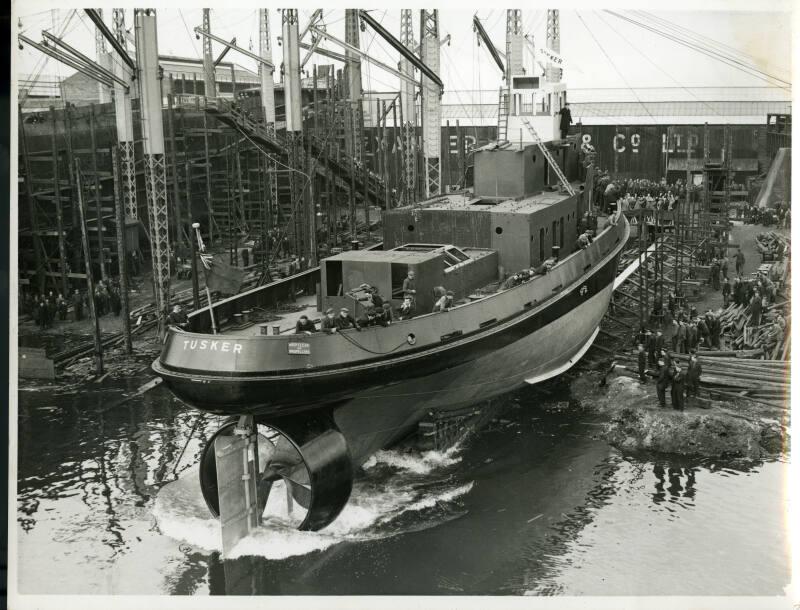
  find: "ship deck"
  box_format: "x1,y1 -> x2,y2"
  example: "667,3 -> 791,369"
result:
221,294 -> 320,336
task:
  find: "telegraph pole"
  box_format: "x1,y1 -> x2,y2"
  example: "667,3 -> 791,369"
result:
420,9 -> 441,198
259,9 -> 276,128
95,8 -> 111,104
135,9 -> 171,338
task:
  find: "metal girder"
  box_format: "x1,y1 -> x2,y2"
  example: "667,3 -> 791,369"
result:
259,9 -> 276,128
546,9 -> 562,82
298,9 -> 323,42
420,9 -> 441,198
18,34 -> 114,88
135,9 -> 170,337
399,9 -> 417,205
299,41 -> 349,65
213,37 -> 236,67
202,9 -> 216,97
344,9 -> 363,162
194,27 -> 275,68
113,9 -> 137,219
359,9 -> 443,93
308,26 -> 419,87
473,15 -> 504,74
505,10 -> 523,81
95,8 -> 111,103
84,8 -> 136,72
41,30 -> 129,91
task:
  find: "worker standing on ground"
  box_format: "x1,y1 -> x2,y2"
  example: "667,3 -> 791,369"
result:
722,277 -> 731,308
748,292 -> 763,327
72,289 -> 83,322
686,353 -> 702,407
735,247 -> 745,276
671,364 -> 686,411
710,258 -> 721,291
637,343 -> 647,382
655,358 -> 672,408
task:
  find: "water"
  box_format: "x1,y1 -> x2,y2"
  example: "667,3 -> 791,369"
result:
14,371 -> 790,596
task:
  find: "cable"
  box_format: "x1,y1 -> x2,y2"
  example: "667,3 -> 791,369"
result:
591,11 -> 721,119
576,11 -> 659,126
178,9 -> 199,57
336,328 -> 409,355
603,10 -> 790,89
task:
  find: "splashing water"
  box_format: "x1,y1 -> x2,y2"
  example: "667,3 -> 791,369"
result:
153,446 -> 473,561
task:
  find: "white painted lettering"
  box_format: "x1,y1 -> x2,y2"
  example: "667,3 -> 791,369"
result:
210,341 -> 219,351
614,133 -> 626,153
233,344 -> 243,354
221,342 -> 230,352
190,340 -> 198,349
200,340 -> 207,349
183,340 -> 189,350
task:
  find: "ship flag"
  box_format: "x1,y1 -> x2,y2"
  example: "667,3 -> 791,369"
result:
199,253 -> 245,295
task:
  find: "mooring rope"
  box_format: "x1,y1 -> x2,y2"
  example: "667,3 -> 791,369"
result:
335,329 -> 410,356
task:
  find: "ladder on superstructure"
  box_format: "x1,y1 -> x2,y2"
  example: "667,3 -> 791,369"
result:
497,88 -> 509,144
520,117 -> 575,196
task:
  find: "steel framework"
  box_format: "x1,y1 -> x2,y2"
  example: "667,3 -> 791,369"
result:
420,9 -> 441,198
135,9 -> 171,337
112,8 -> 137,220
202,9 -> 216,98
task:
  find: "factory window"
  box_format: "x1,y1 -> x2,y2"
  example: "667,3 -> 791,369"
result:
539,227 -> 545,261
560,216 -> 564,248
552,220 -> 557,246
326,260 -> 343,297
495,227 -> 503,235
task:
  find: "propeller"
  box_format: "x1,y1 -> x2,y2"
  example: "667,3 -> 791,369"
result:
256,429 -> 312,518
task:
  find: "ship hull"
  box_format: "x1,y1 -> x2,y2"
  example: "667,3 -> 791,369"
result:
154,215 -> 628,464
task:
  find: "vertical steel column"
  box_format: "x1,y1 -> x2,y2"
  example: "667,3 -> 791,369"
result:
112,8 -> 137,220
95,8 -> 111,104
420,9 -> 441,198
202,9 -> 216,98
344,9 -> 363,162
51,107 -> 69,295
135,9 -> 171,338
202,105 -> 214,245
282,9 -> 306,260
545,10 -> 561,83
166,86 -> 185,248
259,9 -> 276,127
399,9 -> 417,205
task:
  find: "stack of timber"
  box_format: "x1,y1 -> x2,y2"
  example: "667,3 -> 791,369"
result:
717,301 -> 790,359
615,351 -> 789,408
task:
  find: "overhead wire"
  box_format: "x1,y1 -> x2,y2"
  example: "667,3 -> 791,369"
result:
575,11 -> 659,125
591,10 -> 722,119
603,10 -> 791,89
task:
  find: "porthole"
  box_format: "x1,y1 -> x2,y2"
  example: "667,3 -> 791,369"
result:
407,225 -> 415,232
495,227 -> 504,235
407,333 -> 417,345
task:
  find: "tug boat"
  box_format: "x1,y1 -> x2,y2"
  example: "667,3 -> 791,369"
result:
153,99 -> 631,531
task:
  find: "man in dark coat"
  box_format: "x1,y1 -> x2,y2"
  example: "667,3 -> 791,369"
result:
335,307 -> 360,331
749,293 -> 763,327
735,248 -> 745,276
646,329 -> 656,366
671,364 -> 686,411
558,103 -> 573,139
321,308 -> 338,333
637,343 -> 648,382
295,314 -> 317,334
655,359 -> 672,408
697,316 -> 710,348
686,354 -> 702,406
708,313 -> 721,349
653,330 -> 665,360
710,258 -> 721,290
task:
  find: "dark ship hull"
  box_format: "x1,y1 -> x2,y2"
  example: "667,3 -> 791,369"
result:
154,216 -> 629,465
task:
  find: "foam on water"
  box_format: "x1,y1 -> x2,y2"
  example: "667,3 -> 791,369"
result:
362,444 -> 463,475
153,447 -> 473,560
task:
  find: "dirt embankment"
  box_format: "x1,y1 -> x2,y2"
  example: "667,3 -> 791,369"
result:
570,373 -> 788,459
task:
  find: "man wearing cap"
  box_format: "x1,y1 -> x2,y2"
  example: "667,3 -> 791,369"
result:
655,358 -> 672,408
295,314 -> 317,334
376,302 -> 394,326
686,352 -> 702,406
402,270 -> 417,300
335,307 -> 360,331
321,308 -> 338,333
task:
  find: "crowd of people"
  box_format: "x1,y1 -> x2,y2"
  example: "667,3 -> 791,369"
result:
592,172 -> 697,214
21,279 -> 124,330
743,203 -> 791,228
635,341 -> 701,412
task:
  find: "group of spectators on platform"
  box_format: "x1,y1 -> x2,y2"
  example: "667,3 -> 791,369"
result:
21,279 -> 124,329
744,203 -> 791,228
592,171 -> 700,214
